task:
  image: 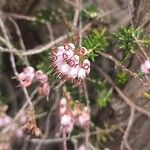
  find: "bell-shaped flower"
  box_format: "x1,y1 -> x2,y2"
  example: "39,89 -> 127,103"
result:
82,59 -> 90,74
77,108 -> 90,128
38,82 -> 50,96
78,47 -> 88,56
141,60 -> 150,74
18,66 -> 35,87
35,70 -> 48,84
78,68 -> 86,80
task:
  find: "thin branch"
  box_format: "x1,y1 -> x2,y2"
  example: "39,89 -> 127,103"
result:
0,8 -> 122,57
94,65 -> 150,118
30,127 -> 116,144
5,12 -> 36,21
8,17 -> 29,65
22,8 -> 122,56
99,51 -> 150,90
72,0 -> 80,32
120,107 -> 135,150
0,17 -> 34,110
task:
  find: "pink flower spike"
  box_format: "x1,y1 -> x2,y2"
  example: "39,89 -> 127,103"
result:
141,60 -> 150,74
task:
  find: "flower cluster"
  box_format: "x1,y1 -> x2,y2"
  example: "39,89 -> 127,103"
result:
51,43 -> 90,84
59,97 -> 90,135
141,60 -> 150,74
18,67 -> 50,96
0,115 -> 12,129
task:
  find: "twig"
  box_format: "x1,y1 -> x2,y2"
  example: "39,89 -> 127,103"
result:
21,8 -> 122,56
30,127 -> 116,144
0,8 -> 122,57
134,36 -> 148,59
128,0 -> 134,27
83,81 -> 90,148
120,107 -> 135,150
72,0 -> 80,32
98,51 -> 150,90
63,129 -> 67,150
8,17 -> 29,65
5,12 -> 36,21
45,22 -> 54,41
0,17 -> 34,110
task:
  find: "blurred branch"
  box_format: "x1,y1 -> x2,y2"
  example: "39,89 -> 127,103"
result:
0,17 -> 34,113
98,52 -> 150,90
120,107 -> 135,150
30,127 -> 117,144
94,64 -> 150,118
8,17 -> 29,65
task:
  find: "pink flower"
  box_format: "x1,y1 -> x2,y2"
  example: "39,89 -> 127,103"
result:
60,106 -> 67,115
23,66 -> 34,74
59,63 -> 70,75
38,82 -> 50,96
18,66 -> 35,87
79,145 -> 86,150
76,107 -> 90,128
68,65 -> 80,81
65,121 -> 74,133
82,59 -> 90,74
51,43 -> 91,84
35,70 -> 48,84
0,115 -> 12,128
0,117 -> 5,128
141,60 -> 150,74
61,114 -> 72,126
60,113 -> 74,133
3,116 -> 12,125
60,97 -> 67,106
78,68 -> 86,80
78,47 -> 88,56
18,112 -> 27,125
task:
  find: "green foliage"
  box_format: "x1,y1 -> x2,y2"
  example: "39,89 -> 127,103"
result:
143,36 -> 150,48
83,29 -> 108,61
116,71 -> 129,86
144,92 -> 150,100
113,27 -> 140,61
97,88 -> 112,108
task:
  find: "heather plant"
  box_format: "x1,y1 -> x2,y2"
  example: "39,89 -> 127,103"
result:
1,0 -> 150,150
